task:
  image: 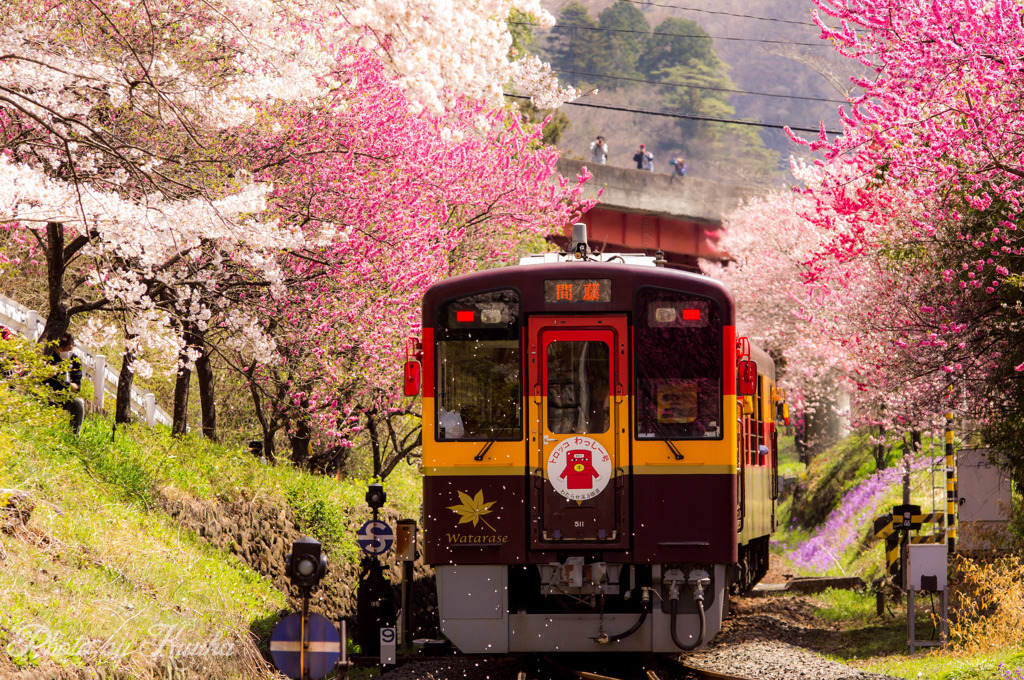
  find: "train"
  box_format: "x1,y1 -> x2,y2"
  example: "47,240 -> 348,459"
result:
404,224 -> 782,654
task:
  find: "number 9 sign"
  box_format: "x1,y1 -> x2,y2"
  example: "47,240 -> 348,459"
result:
379,626 -> 396,665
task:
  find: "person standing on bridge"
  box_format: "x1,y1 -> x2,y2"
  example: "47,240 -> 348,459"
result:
589,136 -> 608,164
669,156 -> 688,177
633,144 -> 654,172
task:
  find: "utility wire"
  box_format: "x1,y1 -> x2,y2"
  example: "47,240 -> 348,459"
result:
518,21 -> 829,48
616,0 -> 818,27
553,69 -> 847,104
503,92 -> 843,135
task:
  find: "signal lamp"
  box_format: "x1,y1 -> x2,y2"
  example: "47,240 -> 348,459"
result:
285,537 -> 327,590
365,483 -> 387,510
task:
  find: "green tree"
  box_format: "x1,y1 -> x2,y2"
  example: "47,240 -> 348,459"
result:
594,0 -> 651,88
658,62 -> 778,182
639,18 -> 716,79
508,8 -> 535,56
509,9 -> 570,146
658,61 -> 733,140
546,2 -> 601,90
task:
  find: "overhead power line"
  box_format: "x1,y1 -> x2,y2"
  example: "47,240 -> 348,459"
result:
554,69 -> 847,104
503,92 -> 843,136
616,0 -> 818,27
523,21 -> 830,48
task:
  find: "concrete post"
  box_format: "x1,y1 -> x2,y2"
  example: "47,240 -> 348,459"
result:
92,355 -> 106,411
25,311 -> 39,341
144,393 -> 156,427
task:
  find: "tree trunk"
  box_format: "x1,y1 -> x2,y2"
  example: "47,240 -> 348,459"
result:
378,410 -> 422,480
191,326 -> 217,441
115,346 -> 135,424
366,409 -> 382,478
38,222 -> 105,346
289,418 -> 311,468
247,365 -> 280,463
40,222 -> 70,346
263,429 -> 277,463
172,359 -> 191,437
874,423 -> 887,471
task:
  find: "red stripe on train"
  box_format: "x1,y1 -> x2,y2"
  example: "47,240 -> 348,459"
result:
421,327 -> 435,398
723,325 -> 736,396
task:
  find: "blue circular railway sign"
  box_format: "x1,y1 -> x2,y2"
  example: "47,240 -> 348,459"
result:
356,520 -> 394,556
269,612 -> 341,680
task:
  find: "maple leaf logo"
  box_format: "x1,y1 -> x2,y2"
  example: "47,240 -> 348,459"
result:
448,490 -> 497,532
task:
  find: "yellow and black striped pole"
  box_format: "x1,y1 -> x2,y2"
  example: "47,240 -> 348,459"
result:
945,412 -> 957,554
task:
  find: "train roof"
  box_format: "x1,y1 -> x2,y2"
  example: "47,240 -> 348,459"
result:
422,256 -> 735,327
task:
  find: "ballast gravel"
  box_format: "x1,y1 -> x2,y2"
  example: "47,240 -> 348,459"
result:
683,640 -> 901,680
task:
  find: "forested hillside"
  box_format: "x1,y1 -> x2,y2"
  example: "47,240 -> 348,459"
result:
531,0 -> 863,184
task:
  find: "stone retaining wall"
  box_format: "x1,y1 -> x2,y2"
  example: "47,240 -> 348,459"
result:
157,490 -> 439,636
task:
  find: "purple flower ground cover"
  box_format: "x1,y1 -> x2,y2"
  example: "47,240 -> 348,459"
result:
789,456 -> 934,574
1002,663 -> 1024,679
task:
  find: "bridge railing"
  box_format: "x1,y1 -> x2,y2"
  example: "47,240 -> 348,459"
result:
0,292 -> 171,427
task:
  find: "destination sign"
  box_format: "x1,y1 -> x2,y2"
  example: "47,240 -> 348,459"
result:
544,279 -> 612,304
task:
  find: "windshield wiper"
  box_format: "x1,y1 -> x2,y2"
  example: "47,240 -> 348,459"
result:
474,440 -> 495,461
646,420 -> 684,460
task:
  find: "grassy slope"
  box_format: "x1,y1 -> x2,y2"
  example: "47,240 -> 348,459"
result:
7,395 -> 1024,680
0,398 -> 419,679
774,431 -> 949,580
772,432 -> 1024,679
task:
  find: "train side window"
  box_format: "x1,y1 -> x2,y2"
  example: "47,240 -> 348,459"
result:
635,288 -> 722,440
546,340 -> 610,434
755,373 -> 763,465
436,288 -> 522,440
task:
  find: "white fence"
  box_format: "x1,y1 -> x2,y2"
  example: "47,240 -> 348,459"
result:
0,293 -> 171,427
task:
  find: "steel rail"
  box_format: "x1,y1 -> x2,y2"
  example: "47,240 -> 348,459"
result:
667,657 -> 758,680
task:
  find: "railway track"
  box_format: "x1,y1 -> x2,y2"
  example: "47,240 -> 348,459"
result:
665,657 -> 757,680
520,653 -> 758,680
369,640 -> 892,680
374,588 -> 899,680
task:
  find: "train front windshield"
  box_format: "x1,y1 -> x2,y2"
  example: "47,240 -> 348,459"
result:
634,287 -> 723,440
435,288 -> 522,440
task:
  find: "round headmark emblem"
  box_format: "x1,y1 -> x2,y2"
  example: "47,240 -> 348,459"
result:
546,436 -> 612,501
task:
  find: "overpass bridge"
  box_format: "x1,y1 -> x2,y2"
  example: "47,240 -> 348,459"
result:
554,158 -> 759,270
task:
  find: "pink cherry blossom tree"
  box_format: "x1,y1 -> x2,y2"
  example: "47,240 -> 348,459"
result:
709,158 -> 965,458
228,47 -> 593,464
779,0 -> 1024,452
1,0 -> 583,440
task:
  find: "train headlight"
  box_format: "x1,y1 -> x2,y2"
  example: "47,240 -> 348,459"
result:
481,308 -> 502,324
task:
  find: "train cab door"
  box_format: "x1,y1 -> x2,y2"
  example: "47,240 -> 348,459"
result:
527,316 -> 630,550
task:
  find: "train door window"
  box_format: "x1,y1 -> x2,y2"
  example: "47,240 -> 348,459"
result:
436,288 -> 522,440
546,340 -> 610,434
635,288 -> 722,440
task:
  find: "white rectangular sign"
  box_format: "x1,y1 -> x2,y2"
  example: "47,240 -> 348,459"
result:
380,626 -> 396,665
